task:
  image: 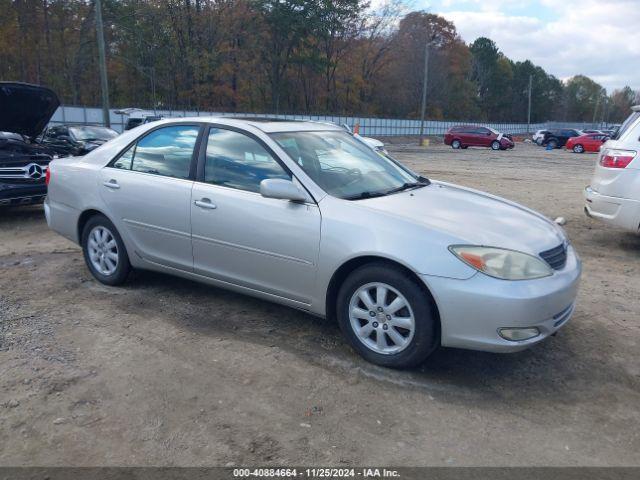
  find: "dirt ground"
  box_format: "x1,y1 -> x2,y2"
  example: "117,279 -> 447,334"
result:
1,142 -> 639,467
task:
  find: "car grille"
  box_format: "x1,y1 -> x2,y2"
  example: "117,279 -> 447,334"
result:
0,159 -> 50,183
539,243 -> 567,270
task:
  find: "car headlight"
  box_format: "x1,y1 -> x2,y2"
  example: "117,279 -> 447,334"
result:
449,245 -> 553,280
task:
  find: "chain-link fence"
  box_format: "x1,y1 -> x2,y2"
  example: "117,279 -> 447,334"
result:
49,105 -> 612,137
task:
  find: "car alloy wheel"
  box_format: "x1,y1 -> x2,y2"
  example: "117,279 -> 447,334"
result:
573,144 -> 584,153
491,140 -> 500,150
87,226 -> 119,276
348,282 -> 416,355
452,140 -> 461,149
82,214 -> 131,285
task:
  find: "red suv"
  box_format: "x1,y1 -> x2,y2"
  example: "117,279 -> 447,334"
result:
444,125 -> 515,150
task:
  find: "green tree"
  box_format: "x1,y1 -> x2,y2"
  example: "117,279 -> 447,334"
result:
562,75 -> 605,122
607,86 -> 638,123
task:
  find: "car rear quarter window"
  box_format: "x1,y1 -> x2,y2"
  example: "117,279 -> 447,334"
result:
112,143 -> 135,170
614,111 -> 640,141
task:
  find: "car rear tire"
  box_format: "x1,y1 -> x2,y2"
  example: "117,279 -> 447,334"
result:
491,140 -> 501,150
573,144 -> 584,153
536,138 -> 543,146
81,214 -> 131,286
547,139 -> 558,149
451,139 -> 461,149
336,262 -> 439,368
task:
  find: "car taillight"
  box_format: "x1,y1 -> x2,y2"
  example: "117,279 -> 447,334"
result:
599,149 -> 636,169
45,167 -> 51,185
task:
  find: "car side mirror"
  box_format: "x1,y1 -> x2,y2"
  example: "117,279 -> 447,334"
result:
260,178 -> 306,202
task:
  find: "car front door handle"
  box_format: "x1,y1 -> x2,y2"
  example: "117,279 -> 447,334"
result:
103,180 -> 120,189
194,198 -> 217,210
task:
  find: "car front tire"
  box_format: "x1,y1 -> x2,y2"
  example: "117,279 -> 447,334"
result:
81,214 -> 131,286
451,139 -> 461,149
336,262 -> 439,368
573,144 -> 584,153
491,140 -> 501,150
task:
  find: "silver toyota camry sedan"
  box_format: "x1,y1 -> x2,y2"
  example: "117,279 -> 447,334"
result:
45,118 -> 581,368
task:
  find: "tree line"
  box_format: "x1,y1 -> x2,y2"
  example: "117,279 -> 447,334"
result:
2,0 -> 638,123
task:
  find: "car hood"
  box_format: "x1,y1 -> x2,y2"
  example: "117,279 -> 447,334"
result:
0,82 -> 60,138
357,181 -> 566,255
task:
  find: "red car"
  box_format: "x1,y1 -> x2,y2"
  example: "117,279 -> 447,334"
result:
444,125 -> 514,150
565,133 -> 609,153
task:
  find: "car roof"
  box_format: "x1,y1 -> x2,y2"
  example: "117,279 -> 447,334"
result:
158,116 -> 344,133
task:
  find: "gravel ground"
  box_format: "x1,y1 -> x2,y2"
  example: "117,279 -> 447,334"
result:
1,142 -> 639,467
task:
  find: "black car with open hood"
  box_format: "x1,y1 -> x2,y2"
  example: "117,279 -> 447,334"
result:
0,82 -> 60,207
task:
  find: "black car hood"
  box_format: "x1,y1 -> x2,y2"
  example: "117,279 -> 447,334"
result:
0,82 -> 60,138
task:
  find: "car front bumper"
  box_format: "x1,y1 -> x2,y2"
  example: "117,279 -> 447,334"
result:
421,245 -> 582,352
0,182 -> 47,206
584,185 -> 640,232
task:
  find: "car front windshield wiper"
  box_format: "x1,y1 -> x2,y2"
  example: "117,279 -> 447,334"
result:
384,179 -> 430,195
343,190 -> 390,200
343,177 -> 430,201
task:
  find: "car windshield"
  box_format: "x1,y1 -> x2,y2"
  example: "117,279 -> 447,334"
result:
69,126 -> 118,141
270,130 -> 422,200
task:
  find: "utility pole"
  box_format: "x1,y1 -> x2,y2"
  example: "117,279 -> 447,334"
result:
418,41 -> 430,146
95,0 -> 110,127
150,66 -> 157,115
592,88 -> 603,125
527,74 -> 532,133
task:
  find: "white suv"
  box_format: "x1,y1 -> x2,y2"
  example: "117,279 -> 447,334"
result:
584,106 -> 640,233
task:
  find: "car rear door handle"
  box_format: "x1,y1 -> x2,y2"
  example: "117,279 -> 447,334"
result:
103,179 -> 120,189
194,198 -> 217,210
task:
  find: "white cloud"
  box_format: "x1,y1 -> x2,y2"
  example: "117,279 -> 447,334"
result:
440,0 -> 640,91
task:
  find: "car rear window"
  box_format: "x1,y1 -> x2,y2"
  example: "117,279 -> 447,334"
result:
613,111 -> 640,140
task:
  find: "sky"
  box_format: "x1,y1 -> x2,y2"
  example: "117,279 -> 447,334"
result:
382,0 -> 640,92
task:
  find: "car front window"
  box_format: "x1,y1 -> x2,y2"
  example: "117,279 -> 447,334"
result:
270,130 -> 418,200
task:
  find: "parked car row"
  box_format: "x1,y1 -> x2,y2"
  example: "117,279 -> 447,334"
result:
531,127 -> 620,154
